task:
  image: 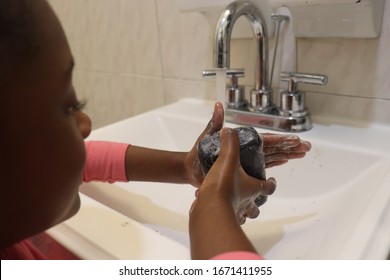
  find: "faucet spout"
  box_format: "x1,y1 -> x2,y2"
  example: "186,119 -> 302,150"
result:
213,1 -> 270,101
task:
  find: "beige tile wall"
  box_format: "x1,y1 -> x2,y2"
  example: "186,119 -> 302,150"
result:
48,0 -> 390,128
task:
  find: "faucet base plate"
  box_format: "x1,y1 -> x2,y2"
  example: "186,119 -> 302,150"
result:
225,108 -> 312,132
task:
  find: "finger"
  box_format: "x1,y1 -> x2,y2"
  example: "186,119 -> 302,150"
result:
245,176 -> 277,199
206,102 -> 224,136
245,203 -> 260,219
259,177 -> 277,195
238,214 -> 247,225
265,159 -> 288,168
217,127 -> 240,164
264,143 -> 311,156
262,133 -> 301,148
288,142 -> 312,152
254,195 -> 268,207
302,141 -> 312,151
264,151 -> 310,168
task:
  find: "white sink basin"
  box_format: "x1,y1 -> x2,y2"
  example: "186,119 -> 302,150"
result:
51,99 -> 390,259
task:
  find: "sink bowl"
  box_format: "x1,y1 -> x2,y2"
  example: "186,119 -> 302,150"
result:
53,99 -> 390,259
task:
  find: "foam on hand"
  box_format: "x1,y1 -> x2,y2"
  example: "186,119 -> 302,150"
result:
198,127 -> 267,206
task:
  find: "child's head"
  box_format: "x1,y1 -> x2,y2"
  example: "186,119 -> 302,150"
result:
0,0 -> 91,247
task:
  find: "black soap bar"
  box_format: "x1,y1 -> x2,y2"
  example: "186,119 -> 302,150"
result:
198,127 -> 267,206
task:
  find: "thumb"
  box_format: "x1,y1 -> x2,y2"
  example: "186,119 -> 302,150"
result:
205,102 -> 224,136
217,128 -> 240,165
193,103 -> 224,152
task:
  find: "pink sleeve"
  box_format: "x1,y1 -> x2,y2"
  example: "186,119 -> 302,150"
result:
211,251 -> 263,260
0,239 -> 47,260
83,141 -> 129,183
0,233 -> 80,260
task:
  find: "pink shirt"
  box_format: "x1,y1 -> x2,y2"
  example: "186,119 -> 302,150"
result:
1,141 -> 262,260
212,251 -> 262,260
83,141 -> 129,183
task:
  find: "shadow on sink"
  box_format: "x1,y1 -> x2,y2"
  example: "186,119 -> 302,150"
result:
244,212 -> 317,255
80,182 -> 191,246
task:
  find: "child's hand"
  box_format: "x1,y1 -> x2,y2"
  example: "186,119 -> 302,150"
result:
189,128 -> 276,259
184,102 -> 224,188
262,133 -> 312,168
191,128 -> 277,225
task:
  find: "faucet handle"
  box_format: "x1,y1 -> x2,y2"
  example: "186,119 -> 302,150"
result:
202,68 -> 247,109
280,72 -> 328,93
279,72 -> 328,118
203,68 -> 245,91
202,68 -> 245,79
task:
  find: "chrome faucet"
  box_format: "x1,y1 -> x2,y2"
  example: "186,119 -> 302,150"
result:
213,1 -> 272,111
203,1 -> 328,132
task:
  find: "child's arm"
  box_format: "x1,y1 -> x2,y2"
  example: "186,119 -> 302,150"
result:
189,128 -> 276,260
84,102 -> 310,185
124,146 -> 188,183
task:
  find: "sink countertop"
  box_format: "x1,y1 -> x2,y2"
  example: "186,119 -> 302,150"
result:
48,98 -> 390,259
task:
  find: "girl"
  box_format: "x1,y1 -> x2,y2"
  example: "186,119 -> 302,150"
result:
0,0 -> 310,260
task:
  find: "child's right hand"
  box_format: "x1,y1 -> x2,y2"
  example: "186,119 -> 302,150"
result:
191,128 -> 277,224
189,128 -> 276,259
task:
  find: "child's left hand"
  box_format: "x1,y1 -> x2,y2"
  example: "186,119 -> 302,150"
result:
184,102 -> 225,188
262,133 -> 312,168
